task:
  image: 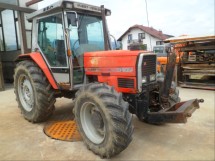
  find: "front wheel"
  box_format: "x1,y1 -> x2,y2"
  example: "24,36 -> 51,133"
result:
74,83 -> 133,158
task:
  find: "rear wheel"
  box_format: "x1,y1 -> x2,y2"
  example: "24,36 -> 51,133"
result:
74,83 -> 133,158
14,60 -> 56,123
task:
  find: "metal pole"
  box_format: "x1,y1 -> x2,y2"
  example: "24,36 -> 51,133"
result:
160,44 -> 176,107
13,11 -> 19,50
101,5 -> 110,50
63,11 -> 73,89
0,12 -> 6,52
145,0 -> 152,51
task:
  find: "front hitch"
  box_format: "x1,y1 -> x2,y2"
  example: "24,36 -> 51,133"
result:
146,99 -> 204,123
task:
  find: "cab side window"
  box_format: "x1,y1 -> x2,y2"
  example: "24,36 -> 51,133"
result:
38,13 -> 67,67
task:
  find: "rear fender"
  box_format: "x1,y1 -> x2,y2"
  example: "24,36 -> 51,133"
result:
16,52 -> 58,90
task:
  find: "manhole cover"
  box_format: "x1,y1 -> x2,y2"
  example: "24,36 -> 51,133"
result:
44,120 -> 82,142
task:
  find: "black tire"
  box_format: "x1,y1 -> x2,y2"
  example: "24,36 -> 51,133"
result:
14,60 -> 56,123
74,83 -> 133,158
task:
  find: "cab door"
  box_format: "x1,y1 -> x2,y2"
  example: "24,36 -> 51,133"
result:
37,13 -> 70,88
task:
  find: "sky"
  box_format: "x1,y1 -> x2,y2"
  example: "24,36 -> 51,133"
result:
39,0 -> 215,39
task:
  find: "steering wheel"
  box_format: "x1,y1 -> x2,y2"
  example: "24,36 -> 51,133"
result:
72,40 -> 79,52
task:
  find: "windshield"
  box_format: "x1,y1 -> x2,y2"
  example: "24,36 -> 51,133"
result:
153,46 -> 167,57
67,12 -> 104,58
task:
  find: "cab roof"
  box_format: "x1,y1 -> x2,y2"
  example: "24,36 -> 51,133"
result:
27,0 -> 111,21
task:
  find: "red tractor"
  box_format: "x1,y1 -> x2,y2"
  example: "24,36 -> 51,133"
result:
14,0 -> 203,158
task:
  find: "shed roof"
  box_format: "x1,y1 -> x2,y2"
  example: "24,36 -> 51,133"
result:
165,35 -> 215,43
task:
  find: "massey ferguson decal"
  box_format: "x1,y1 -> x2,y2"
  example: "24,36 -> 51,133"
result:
85,67 -> 134,73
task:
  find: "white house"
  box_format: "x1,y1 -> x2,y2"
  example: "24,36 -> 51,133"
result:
118,25 -> 172,51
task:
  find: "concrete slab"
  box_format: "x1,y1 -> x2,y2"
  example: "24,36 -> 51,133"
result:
0,87 -> 214,160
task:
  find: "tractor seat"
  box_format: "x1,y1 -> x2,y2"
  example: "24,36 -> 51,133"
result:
54,40 -> 67,66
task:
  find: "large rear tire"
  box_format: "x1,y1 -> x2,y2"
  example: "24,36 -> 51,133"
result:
74,83 -> 133,158
14,60 -> 56,123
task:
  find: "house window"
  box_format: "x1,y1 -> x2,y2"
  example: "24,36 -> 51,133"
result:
138,33 -> 145,40
156,41 -> 164,45
128,34 -> 132,43
143,44 -> 147,50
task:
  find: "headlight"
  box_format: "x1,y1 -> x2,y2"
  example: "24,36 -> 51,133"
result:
142,76 -> 147,83
150,74 -> 156,81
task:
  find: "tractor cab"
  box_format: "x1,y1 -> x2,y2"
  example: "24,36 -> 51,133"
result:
27,0 -> 111,89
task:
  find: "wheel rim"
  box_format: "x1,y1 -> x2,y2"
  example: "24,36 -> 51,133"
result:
80,102 -> 106,144
18,74 -> 34,112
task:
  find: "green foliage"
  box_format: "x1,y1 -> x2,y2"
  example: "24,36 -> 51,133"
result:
140,44 -> 147,50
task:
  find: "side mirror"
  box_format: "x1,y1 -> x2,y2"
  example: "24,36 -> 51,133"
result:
110,34 -> 121,50
67,12 -> 78,28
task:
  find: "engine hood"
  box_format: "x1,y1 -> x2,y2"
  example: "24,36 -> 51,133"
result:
84,50 -> 150,57
84,50 -> 152,67
84,50 -> 152,77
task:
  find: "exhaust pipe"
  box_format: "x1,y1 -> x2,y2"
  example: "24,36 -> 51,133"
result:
160,44 -> 177,108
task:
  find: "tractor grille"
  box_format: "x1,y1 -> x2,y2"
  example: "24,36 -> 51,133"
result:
118,78 -> 134,88
142,55 -> 156,81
